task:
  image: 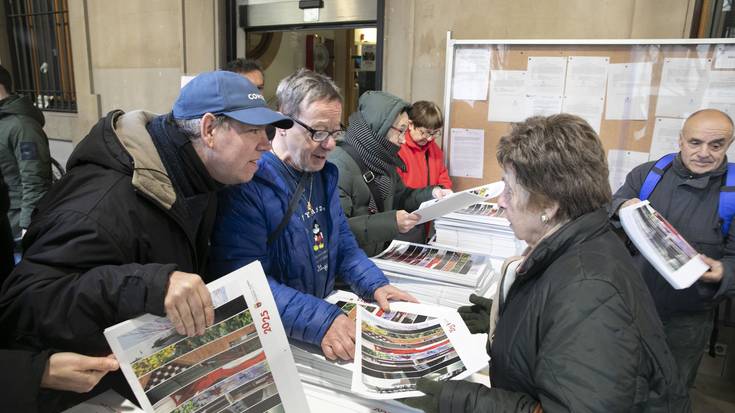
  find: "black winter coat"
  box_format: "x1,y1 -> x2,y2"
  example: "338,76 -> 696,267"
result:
0,167 -> 14,280
438,209 -> 691,412
0,110 -> 217,411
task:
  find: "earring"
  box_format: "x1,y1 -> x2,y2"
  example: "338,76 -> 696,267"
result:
540,214 -> 549,224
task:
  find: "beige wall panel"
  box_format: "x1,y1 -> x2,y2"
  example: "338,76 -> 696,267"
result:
43,113 -> 79,141
383,0 -> 414,101
184,0 -> 218,73
267,32 -> 305,103
87,0 -> 181,69
630,0 -> 693,38
93,68 -> 182,115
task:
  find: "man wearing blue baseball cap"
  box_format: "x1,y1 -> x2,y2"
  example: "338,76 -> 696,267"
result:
0,71 -> 292,411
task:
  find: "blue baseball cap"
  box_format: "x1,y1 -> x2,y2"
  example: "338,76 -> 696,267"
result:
173,70 -> 293,129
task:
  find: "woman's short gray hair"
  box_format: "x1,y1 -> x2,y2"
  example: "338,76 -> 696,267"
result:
496,114 -> 611,221
276,68 -> 342,117
174,115 -> 230,140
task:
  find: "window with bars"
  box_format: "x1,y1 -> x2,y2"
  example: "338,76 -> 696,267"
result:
5,0 -> 76,112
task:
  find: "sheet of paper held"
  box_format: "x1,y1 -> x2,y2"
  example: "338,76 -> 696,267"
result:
414,181 -> 504,225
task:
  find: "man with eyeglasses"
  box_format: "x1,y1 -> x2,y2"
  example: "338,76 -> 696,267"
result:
210,69 -> 416,361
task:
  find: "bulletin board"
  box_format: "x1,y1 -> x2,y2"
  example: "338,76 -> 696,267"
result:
441,33 -> 735,191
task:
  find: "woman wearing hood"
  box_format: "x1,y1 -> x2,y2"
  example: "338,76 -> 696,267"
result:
329,91 -> 452,256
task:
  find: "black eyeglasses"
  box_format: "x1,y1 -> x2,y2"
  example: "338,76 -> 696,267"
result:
290,117 -> 345,142
390,125 -> 408,135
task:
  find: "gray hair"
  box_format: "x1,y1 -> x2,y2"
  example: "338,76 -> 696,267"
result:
496,114 -> 611,221
276,68 -> 342,118
174,115 -> 230,139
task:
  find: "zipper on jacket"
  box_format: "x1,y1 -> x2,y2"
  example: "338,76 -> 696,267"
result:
425,151 -> 431,187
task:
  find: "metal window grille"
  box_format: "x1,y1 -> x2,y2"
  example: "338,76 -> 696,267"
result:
5,0 -> 76,112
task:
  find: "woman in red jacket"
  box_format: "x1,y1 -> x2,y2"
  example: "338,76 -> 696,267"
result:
397,101 -> 452,190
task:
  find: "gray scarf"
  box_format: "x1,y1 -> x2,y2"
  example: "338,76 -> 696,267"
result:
344,111 -> 406,211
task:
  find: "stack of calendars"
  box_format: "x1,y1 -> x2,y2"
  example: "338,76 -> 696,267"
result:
292,291 -> 424,412
370,240 -> 500,309
432,202 -> 526,259
292,291 -> 487,412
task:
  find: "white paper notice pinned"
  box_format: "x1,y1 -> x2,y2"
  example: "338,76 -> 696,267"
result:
488,70 -> 528,122
562,95 -> 605,134
449,128 -> 484,178
526,56 -> 567,97
656,58 -> 710,118
703,70 -> 735,118
564,56 -> 609,97
649,117 -> 684,161
608,149 -> 649,193
714,44 -> 735,69
605,62 -> 653,120
452,48 -> 491,101
527,95 -> 563,117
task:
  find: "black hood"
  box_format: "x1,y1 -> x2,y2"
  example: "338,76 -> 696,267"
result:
66,110 -> 133,176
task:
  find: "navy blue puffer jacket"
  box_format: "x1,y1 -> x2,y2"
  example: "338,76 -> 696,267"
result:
209,152 -> 388,345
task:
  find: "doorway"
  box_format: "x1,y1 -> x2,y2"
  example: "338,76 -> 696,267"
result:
228,0 -> 382,123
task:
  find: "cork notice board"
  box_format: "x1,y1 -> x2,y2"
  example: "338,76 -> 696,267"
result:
441,35 -> 735,192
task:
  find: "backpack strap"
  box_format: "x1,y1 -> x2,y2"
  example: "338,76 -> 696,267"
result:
339,142 -> 385,213
639,153 -> 676,201
719,162 -> 735,237
267,172 -> 309,245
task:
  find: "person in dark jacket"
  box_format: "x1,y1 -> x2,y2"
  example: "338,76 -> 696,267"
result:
611,108 -> 735,388
329,91 -> 452,256
210,69 -> 416,361
0,70 -> 292,411
0,168 -> 13,281
1,350 -> 119,413
0,65 -> 52,240
405,114 -> 690,412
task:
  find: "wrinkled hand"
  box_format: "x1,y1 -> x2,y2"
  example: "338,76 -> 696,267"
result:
41,353 -> 119,393
374,284 -> 419,312
321,314 -> 356,361
700,255 -> 724,283
432,187 -> 454,199
165,271 -> 215,337
457,294 -> 493,334
399,376 -> 443,413
396,210 -> 421,233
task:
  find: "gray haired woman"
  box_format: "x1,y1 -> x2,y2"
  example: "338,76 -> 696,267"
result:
405,114 -> 691,412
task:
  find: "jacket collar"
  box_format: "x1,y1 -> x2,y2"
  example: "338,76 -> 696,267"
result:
516,208 -> 610,282
671,153 -> 727,190
257,151 -> 338,197
112,110 -> 178,209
